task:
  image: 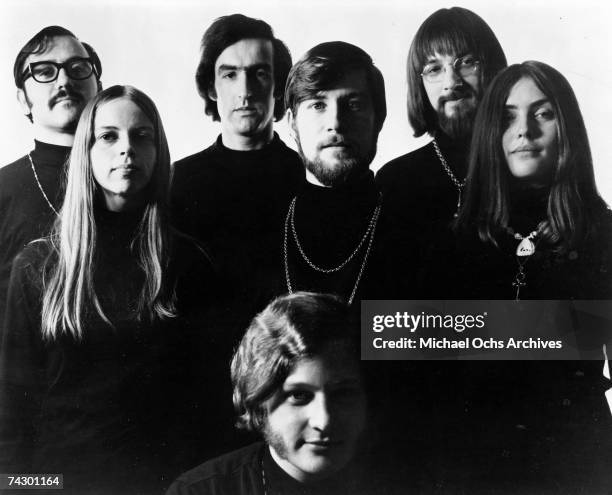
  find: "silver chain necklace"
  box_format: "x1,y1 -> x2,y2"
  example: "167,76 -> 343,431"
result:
283,194 -> 382,305
28,153 -> 59,216
432,138 -> 466,218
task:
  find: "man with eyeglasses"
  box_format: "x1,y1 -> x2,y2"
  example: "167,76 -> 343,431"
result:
375,7 -> 507,257
0,25 -> 101,327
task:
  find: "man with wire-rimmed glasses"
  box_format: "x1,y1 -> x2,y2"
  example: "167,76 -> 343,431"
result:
376,7 -> 507,256
0,25 -> 102,329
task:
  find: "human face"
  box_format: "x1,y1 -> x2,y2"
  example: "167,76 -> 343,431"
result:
90,98 -> 156,212
211,38 -> 275,149
422,52 -> 482,140
17,36 -> 99,138
502,77 -> 558,183
264,346 -> 366,483
288,69 -> 376,187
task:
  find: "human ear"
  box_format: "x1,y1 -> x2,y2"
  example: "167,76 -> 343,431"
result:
207,84 -> 217,101
16,88 -> 32,116
287,108 -> 297,142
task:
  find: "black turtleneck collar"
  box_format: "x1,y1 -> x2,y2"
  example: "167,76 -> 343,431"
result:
299,171 -> 379,218
507,182 -> 550,234
30,139 -> 72,168
215,132 -> 285,161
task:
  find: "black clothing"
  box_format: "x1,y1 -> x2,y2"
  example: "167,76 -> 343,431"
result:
375,135 -> 468,297
376,134 -> 467,236
404,206 -> 612,492
171,133 -> 304,249
246,172 -> 400,317
171,133 -> 305,339
0,208 -> 223,494
167,441 -> 386,495
0,140 -> 68,329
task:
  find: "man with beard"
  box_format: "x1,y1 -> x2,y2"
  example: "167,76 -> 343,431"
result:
171,15 -> 304,268
0,26 -> 101,327
256,40 -> 388,305
376,7 -> 506,245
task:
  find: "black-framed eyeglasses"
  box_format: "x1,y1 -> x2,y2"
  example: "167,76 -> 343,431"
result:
21,57 -> 97,84
421,54 -> 480,83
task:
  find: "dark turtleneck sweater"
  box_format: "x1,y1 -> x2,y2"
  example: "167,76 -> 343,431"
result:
166,441 -> 387,495
0,140 -> 69,330
400,186 -> 612,492
375,132 -> 468,238
0,207 -> 222,494
246,171 -> 392,317
171,133 -> 305,249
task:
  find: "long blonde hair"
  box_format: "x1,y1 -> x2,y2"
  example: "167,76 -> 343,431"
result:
41,85 -> 176,340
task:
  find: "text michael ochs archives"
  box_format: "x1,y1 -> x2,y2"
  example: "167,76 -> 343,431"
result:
370,311 -> 562,351
360,301 -> 611,360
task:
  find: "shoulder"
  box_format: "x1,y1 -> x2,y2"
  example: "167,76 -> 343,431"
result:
376,142 -> 434,185
167,443 -> 263,495
173,141 -> 221,180
9,238 -> 53,291
0,155 -> 29,194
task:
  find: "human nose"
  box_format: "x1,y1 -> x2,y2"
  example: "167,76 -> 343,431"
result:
237,71 -> 253,100
514,113 -> 534,140
119,134 -> 135,158
308,394 -> 331,432
55,66 -> 71,87
441,63 -> 463,91
324,102 -> 341,133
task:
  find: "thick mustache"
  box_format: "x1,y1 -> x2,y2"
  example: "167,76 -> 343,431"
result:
50,88 -> 83,107
320,137 -> 352,148
439,89 -> 473,105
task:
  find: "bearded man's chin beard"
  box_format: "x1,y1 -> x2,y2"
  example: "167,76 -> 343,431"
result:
437,99 -> 478,142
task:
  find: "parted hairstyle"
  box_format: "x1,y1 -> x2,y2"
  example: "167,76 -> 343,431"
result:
14,25 -> 102,89
457,61 -> 607,252
407,7 -> 506,137
231,292 -> 358,433
195,14 -> 292,122
41,85 -> 175,339
285,41 -> 387,135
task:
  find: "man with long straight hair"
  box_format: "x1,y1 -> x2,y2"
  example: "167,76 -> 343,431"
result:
376,7 -> 506,250
0,25 -> 101,328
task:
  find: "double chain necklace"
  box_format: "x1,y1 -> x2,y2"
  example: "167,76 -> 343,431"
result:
283,194 -> 382,305
28,153 -> 59,216
432,138 -> 466,218
505,225 -> 542,300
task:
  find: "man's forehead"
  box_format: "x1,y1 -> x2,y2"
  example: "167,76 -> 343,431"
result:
27,35 -> 88,64
215,38 -> 274,69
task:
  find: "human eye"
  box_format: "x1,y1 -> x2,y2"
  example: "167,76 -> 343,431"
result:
534,107 -> 555,121
221,71 -> 236,80
308,100 -> 326,111
459,55 -> 478,68
69,59 -> 91,78
97,131 -> 117,142
423,63 -> 441,76
256,68 -> 271,80
285,389 -> 314,405
32,63 -> 56,80
348,98 -> 364,111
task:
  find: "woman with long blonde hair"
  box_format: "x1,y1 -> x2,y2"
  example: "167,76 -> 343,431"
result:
0,85 -> 217,494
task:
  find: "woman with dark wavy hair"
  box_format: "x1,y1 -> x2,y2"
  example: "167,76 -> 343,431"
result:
0,85 -> 218,494
420,62 -> 611,492
456,60 -> 610,299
